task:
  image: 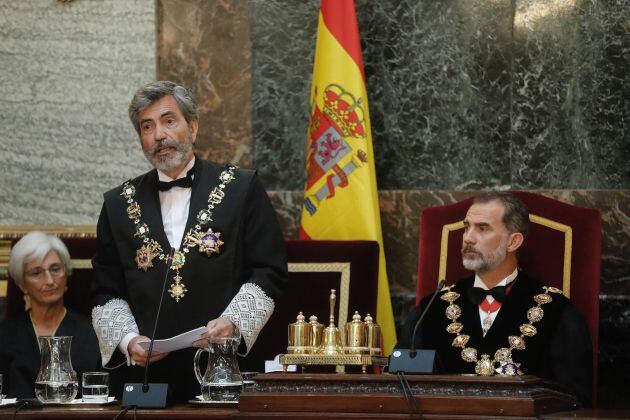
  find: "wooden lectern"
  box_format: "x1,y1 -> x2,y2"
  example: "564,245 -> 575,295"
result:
238,373 -> 579,419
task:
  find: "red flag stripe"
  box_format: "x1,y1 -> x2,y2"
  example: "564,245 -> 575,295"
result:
298,226 -> 312,240
321,0 -> 366,81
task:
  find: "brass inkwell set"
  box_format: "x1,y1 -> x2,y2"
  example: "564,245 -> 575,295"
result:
279,289 -> 388,373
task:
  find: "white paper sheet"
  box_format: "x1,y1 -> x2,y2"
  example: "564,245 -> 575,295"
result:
265,354 -> 296,373
137,326 -> 206,353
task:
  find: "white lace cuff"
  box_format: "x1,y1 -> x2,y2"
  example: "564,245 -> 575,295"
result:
92,298 -> 139,366
221,283 -> 275,355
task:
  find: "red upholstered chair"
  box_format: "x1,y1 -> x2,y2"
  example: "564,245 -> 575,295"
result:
3,230 -> 380,375
416,191 -> 601,404
3,232 -> 380,370
2,230 -> 380,374
243,240 -> 380,371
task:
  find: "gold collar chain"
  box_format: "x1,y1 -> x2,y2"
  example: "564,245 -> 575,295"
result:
440,283 -> 562,376
120,165 -> 237,302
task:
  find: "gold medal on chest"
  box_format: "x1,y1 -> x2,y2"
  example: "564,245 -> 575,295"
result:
185,228 -> 224,257
168,273 -> 188,302
475,354 -> 495,376
135,242 -> 159,271
442,285 -> 555,377
170,250 -> 186,270
122,165 -> 236,302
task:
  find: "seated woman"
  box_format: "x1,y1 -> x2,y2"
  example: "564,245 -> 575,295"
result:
0,231 -> 101,398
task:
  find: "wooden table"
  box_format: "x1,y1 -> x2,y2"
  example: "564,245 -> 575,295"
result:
238,373 -> 578,418
2,404 -> 629,420
0,404 -> 237,419
2,374 -> 629,419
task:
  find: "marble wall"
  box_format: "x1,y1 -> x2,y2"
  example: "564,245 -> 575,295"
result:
252,0 -> 629,191
157,0 -> 629,407
0,0 -> 155,225
157,0 -> 253,166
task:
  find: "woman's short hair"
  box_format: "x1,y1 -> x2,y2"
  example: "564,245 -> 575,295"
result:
8,231 -> 72,287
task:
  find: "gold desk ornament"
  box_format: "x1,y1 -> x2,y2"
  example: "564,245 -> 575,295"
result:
279,353 -> 388,374
287,312 -> 312,354
308,315 -> 323,350
364,313 -> 382,356
277,289 -> 387,373
345,311 -> 367,354
318,289 -> 344,355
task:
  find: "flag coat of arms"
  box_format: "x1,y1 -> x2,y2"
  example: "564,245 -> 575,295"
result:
299,0 -> 396,354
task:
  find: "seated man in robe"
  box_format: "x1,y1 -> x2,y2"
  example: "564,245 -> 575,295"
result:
397,192 -> 592,406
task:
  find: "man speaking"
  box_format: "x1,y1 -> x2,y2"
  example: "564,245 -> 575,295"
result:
90,81 -> 287,401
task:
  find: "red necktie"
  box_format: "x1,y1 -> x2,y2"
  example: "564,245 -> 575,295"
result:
479,281 -> 515,314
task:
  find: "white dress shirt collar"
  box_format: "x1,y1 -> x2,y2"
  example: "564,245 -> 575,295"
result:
473,268 -> 518,290
157,156 -> 196,251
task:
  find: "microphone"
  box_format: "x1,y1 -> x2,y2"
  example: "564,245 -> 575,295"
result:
122,248 -> 174,408
388,279 -> 445,374
410,279 -> 445,356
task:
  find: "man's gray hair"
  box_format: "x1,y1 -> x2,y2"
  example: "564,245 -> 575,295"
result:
473,191 -> 530,237
128,81 -> 198,135
8,231 -> 72,287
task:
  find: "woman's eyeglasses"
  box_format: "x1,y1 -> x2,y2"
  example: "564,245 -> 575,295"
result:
25,264 -> 66,281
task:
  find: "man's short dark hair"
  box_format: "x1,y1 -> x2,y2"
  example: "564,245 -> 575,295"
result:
128,81 -> 198,135
473,192 -> 529,237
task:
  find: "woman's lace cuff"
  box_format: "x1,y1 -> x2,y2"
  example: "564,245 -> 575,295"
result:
92,298 -> 139,366
221,283 -> 275,355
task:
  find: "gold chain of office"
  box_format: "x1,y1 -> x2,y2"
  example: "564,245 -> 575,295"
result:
120,165 -> 237,302
440,284 -> 562,376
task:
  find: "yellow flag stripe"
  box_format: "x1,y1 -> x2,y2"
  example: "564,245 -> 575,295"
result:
300,13 -> 397,354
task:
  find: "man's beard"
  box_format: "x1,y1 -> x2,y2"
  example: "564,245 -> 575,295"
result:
461,235 -> 508,273
143,134 -> 193,173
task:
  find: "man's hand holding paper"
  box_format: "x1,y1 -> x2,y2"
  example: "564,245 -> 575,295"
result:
137,326 -> 207,354
193,317 -> 238,348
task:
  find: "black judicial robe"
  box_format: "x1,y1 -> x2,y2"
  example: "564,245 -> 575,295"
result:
397,273 -> 593,406
91,157 -> 287,401
0,309 -> 101,399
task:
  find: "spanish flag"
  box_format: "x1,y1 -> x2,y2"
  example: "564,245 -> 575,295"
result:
299,0 -> 396,354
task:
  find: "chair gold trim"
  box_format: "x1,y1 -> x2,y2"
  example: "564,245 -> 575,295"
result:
288,262 -> 351,330
438,221 -> 465,283
437,215 -> 572,298
288,261 -> 351,373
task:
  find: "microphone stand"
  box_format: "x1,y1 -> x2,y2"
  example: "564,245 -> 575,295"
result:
409,279 -> 446,357
122,249 -> 174,408
388,280 -> 445,419
388,279 -> 445,374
